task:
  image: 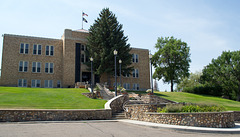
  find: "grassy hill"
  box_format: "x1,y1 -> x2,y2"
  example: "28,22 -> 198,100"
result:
154,92 -> 240,111
0,87 -> 107,109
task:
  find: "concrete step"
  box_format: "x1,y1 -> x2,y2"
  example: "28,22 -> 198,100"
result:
112,112 -> 126,119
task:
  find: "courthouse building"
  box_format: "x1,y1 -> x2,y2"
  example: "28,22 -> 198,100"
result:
0,29 -> 150,90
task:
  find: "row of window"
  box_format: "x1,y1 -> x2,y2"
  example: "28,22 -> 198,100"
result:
123,83 -> 139,90
20,43 -> 54,56
19,61 -> 54,74
18,79 -> 61,88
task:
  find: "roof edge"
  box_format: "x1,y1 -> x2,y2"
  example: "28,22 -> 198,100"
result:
3,34 -> 61,41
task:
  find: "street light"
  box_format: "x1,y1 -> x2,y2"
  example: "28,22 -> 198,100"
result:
90,57 -> 93,93
114,50 -> 118,96
149,54 -> 153,94
119,59 -> 122,87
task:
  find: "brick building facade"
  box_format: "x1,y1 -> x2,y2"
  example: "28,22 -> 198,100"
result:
0,29 -> 150,91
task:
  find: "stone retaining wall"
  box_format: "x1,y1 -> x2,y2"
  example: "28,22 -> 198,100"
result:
0,109 -> 111,122
125,104 -> 235,128
105,95 -> 129,113
234,111 -> 240,121
141,95 -> 176,104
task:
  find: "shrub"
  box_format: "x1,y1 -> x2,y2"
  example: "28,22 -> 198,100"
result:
157,103 -> 226,113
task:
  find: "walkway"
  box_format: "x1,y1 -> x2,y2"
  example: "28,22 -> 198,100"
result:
1,120 -> 239,137
96,83 -> 114,100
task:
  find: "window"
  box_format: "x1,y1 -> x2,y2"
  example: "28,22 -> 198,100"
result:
132,69 -> 139,78
123,83 -> 130,90
81,54 -> 85,63
44,80 -> 53,88
33,44 -> 42,55
132,54 -> 138,63
32,62 -> 41,73
133,83 -> 139,90
31,80 -> 41,88
45,63 -> 54,73
81,45 -> 85,51
19,61 -> 28,72
18,79 -> 27,87
46,45 -> 54,56
20,43 -> 29,54
57,80 -> 61,88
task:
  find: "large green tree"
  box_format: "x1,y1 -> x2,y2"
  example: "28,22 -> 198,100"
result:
152,36 -> 191,92
201,51 -> 240,101
86,8 -> 133,84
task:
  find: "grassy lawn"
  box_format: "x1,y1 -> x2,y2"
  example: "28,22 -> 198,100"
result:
0,87 -> 107,109
154,92 -> 240,111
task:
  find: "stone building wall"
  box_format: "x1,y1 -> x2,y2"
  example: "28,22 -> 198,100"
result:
0,109 -> 111,122
100,48 -> 151,91
125,104 -> 235,128
0,34 -> 63,87
0,29 -> 150,88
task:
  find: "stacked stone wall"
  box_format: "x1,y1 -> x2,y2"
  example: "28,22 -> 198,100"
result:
234,111 -> 240,121
125,104 -> 235,128
0,109 -> 111,122
141,95 -> 176,104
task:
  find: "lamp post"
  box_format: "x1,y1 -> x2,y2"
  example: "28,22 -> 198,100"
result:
149,54 -> 153,94
114,50 -> 118,96
119,59 -> 122,87
90,57 -> 93,93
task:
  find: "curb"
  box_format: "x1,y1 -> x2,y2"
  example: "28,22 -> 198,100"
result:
119,119 -> 240,134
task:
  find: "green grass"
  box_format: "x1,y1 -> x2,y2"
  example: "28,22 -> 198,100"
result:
154,92 -> 240,111
0,87 -> 107,109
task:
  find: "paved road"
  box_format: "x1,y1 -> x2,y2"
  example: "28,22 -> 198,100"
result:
0,121 -> 239,137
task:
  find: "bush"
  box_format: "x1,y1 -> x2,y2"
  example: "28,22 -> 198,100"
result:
182,85 -> 222,97
157,103 -> 226,113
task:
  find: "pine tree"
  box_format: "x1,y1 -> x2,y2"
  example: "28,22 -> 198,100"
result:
86,8 -> 133,83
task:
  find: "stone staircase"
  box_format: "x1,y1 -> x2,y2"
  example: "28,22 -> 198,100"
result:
96,83 -> 114,100
112,111 -> 126,120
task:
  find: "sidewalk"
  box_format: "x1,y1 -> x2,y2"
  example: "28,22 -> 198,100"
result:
119,119 -> 240,134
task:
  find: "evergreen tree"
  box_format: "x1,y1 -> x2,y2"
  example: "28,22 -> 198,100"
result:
86,8 -> 133,84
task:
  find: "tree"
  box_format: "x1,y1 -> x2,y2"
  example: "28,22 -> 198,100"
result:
152,36 -> 191,92
86,8 -> 133,84
177,71 -> 202,91
201,51 -> 240,101
153,79 -> 159,91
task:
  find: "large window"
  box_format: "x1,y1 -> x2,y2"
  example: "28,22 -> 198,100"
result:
20,43 -> 29,54
81,45 -> 85,51
132,69 -> 139,78
45,63 -> 54,73
133,83 -> 139,90
19,61 -> 28,72
32,62 -> 41,73
44,80 -> 53,88
18,79 -> 27,87
123,83 -> 130,90
33,44 -> 42,55
132,54 -> 138,63
81,54 -> 85,63
31,80 -> 41,88
46,45 -> 54,56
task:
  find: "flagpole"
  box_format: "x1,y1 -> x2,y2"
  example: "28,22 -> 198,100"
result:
82,11 -> 83,29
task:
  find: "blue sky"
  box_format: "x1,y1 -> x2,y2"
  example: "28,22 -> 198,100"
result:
0,0 -> 240,91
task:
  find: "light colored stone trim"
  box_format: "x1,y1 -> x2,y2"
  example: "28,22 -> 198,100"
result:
3,34 -> 61,41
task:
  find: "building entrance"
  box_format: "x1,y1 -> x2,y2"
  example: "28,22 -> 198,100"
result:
82,72 -> 91,83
